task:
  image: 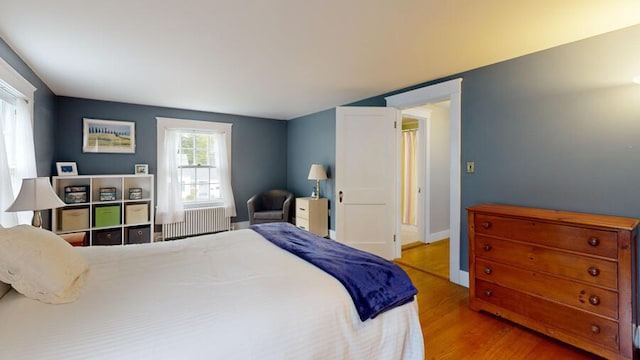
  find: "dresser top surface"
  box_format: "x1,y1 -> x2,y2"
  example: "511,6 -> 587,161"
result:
467,203 -> 640,231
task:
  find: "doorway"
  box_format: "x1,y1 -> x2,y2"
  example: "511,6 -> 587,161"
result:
385,78 -> 464,286
400,115 -> 421,247
398,102 -> 451,279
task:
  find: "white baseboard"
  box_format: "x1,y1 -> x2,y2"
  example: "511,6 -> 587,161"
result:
232,221 -> 250,230
428,229 -> 450,243
456,270 -> 469,288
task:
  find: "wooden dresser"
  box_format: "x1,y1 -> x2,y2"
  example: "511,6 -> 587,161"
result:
467,204 -> 639,360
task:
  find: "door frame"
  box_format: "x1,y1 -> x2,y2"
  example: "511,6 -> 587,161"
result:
385,78 -> 464,286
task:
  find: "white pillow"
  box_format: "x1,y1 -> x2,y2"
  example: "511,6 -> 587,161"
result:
0,225 -> 88,304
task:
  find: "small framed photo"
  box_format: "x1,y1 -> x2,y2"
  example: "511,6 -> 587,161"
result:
135,164 -> 149,175
56,162 -> 78,176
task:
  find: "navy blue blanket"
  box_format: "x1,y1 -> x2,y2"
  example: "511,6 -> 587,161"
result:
250,222 -> 417,321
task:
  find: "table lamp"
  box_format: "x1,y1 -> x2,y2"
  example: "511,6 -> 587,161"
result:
6,177 -> 65,227
307,164 -> 327,199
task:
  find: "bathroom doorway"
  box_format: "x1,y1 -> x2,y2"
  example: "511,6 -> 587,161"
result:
398,101 -> 451,279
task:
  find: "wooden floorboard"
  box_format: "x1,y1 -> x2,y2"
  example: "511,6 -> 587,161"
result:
397,240 -> 449,280
396,250 -> 603,359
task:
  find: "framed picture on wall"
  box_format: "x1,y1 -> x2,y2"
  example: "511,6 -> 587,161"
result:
82,118 -> 136,153
56,161 -> 78,176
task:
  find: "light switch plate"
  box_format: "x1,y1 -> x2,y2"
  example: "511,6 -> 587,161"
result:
466,161 -> 475,173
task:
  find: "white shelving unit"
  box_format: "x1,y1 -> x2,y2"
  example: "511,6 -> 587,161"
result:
52,174 -> 154,246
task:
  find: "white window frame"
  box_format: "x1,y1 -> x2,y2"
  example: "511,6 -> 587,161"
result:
156,117 -> 232,209
0,57 -> 35,125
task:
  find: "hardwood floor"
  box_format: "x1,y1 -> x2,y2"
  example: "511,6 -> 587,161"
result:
396,247 -> 603,359
397,240 -> 449,279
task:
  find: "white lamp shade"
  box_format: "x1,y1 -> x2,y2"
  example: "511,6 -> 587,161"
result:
307,164 -> 327,180
6,177 -> 65,212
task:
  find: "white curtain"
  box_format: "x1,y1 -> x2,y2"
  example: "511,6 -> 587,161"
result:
0,98 -> 37,226
401,130 -> 417,225
156,128 -> 184,224
0,100 -> 18,226
214,132 -> 236,217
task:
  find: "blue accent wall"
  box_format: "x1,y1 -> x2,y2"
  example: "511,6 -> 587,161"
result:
288,24 -> 640,272
286,108 -> 336,228
56,97 -> 288,223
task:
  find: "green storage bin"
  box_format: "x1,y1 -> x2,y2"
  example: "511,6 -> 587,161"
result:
94,205 -> 121,227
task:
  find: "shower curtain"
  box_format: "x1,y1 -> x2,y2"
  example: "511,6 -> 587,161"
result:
401,130 -> 417,225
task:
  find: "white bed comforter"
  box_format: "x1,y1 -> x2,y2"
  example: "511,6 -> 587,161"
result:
0,229 -> 423,359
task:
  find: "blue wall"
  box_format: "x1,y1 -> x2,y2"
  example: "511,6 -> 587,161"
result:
56,97 -> 288,223
456,25 -> 640,270
286,108 -> 336,228
288,24 -> 640,272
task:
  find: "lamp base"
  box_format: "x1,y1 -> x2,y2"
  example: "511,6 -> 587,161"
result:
32,210 -> 42,228
314,179 -> 320,199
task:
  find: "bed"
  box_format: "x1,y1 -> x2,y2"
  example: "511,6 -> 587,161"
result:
0,223 -> 423,359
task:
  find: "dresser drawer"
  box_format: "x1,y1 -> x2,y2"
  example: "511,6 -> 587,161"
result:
475,236 -> 617,288
475,280 -> 619,351
296,218 -> 310,231
475,258 -> 618,318
296,198 -> 310,220
474,214 -> 617,259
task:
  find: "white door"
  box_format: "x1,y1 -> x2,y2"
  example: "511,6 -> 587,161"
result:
335,106 -> 400,260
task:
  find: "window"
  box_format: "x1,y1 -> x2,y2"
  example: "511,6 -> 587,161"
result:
156,117 -> 236,224
0,57 -> 37,227
177,130 -> 222,205
0,91 -> 18,177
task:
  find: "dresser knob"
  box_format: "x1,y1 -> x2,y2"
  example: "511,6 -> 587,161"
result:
587,267 -> 600,277
588,237 -> 600,247
484,290 -> 493,297
591,325 -> 601,334
589,295 -> 600,306
481,222 -> 492,229
483,267 -> 492,275
482,244 -> 492,251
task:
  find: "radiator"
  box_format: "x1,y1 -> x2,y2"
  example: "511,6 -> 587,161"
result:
162,207 -> 230,240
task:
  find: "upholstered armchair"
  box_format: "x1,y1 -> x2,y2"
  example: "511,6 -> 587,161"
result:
247,189 -> 294,225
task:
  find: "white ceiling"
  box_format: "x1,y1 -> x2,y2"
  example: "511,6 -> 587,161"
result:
1,1 -> 640,120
